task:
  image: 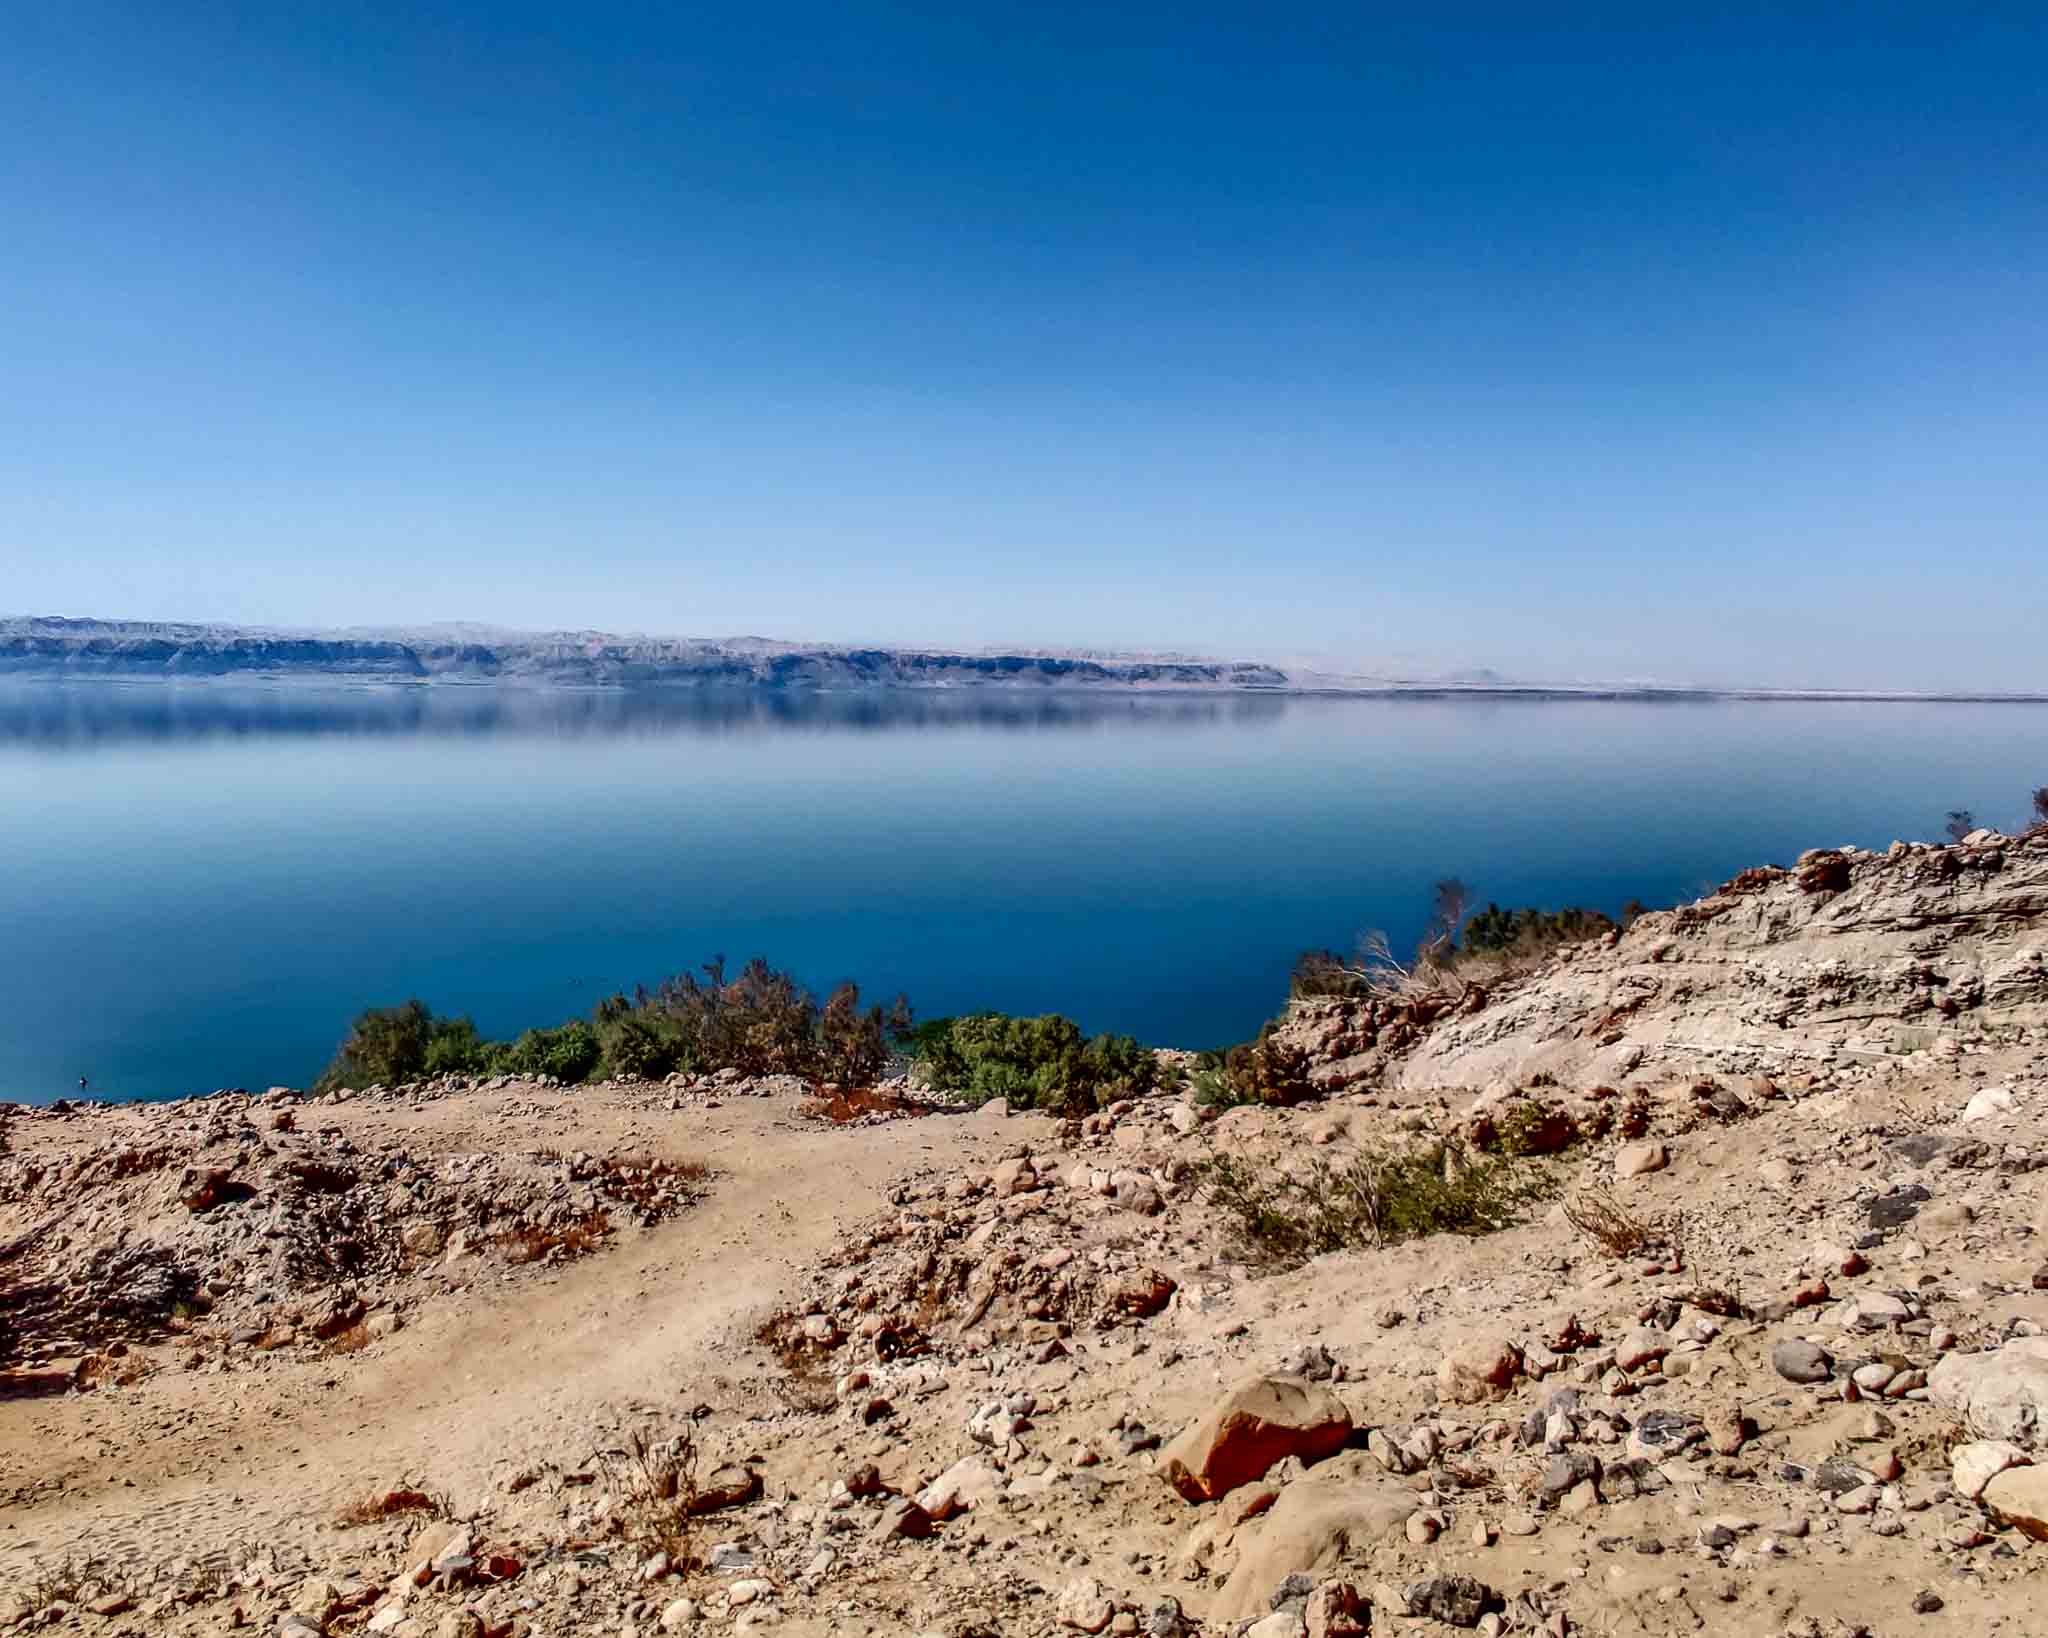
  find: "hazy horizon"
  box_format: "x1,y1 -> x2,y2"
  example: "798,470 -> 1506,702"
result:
6,6 -> 2044,690
6,610 -> 2048,697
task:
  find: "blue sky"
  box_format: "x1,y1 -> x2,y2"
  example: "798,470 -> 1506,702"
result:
4,3 -> 2044,688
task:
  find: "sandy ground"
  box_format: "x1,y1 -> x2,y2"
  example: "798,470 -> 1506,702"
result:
0,1088 -> 1047,1580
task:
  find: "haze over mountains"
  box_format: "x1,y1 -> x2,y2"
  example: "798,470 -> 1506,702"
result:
1,617 -> 2040,699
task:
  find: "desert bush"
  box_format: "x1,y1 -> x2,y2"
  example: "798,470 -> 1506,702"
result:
1307,882 -> 1624,1012
645,957 -> 821,1077
1189,1056 -> 1246,1110
1482,1099 -> 1580,1156
496,1019 -> 603,1083
915,1012 -> 1155,1114
593,996 -> 691,1080
1460,903 -> 1618,958
641,957 -> 908,1085
600,1424 -> 702,1565
1203,1141 -> 1555,1268
1289,950 -> 1368,1000
1563,1187 -> 1653,1257
1946,809 -> 1978,843
325,957 -> 909,1092
1421,876 -> 1470,960
1213,1031 -> 1314,1107
315,1000 -> 487,1091
2029,786 -> 2048,836
818,980 -> 900,1084
421,1016 -> 494,1076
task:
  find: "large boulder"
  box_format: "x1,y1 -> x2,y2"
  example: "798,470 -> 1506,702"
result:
1211,1468 -> 1410,1621
1159,1375 -> 1353,1503
1930,1339 -> 2048,1448
1982,1466 -> 2048,1539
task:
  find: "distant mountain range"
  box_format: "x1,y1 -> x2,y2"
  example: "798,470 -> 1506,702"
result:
0,616 -> 1295,691
1,617 -> 2040,700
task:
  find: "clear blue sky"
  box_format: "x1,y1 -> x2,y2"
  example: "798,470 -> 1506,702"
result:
4,3 -> 2044,688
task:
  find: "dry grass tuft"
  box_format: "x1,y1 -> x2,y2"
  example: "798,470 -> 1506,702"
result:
558,1152 -> 714,1215
77,1346 -> 153,1388
797,1085 -> 934,1124
324,1320 -> 373,1356
598,1425 -> 703,1567
336,1486 -> 444,1528
25,1555 -> 95,1609
495,1209 -> 612,1265
1563,1188 -> 1653,1258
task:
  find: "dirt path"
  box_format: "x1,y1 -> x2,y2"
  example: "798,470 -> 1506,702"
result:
0,1091 -> 1031,1579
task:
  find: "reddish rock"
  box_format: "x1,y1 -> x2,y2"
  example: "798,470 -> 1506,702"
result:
1159,1374 -> 1354,1502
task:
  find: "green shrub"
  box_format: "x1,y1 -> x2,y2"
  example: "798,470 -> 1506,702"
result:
497,1020 -> 603,1084
319,957 -> 914,1093
594,996 -> 692,1081
1289,950 -> 1367,1000
316,1000 -> 495,1091
1203,1142 -> 1556,1269
914,1013 -> 1155,1115
421,1017 -> 494,1077
1487,1098 -> 1580,1156
1458,903 -> 1617,958
1190,1063 -> 1246,1110
893,1016 -> 959,1061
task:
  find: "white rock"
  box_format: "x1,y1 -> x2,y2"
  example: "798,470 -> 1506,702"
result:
1838,1291 -> 1910,1331
1931,1339 -> 2048,1448
1056,1575 -> 1116,1634
1952,1441 -> 2031,1500
1962,1086 -> 2017,1123
916,1456 -> 1005,1520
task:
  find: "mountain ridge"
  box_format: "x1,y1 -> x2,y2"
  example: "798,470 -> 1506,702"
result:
4,617 -> 2044,700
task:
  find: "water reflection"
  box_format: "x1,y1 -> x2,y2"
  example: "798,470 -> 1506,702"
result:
0,681 -> 1292,750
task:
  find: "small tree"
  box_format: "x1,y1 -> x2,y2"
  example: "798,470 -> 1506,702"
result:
817,982 -> 910,1086
1421,877 -> 1469,962
1945,810 -> 1977,843
316,1000 -> 436,1090
2031,786 -> 2048,832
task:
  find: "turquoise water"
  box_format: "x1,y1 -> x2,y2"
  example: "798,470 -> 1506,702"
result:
2,683 -> 2043,1102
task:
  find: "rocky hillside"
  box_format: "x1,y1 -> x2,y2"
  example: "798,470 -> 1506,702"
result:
1280,826 -> 2048,1096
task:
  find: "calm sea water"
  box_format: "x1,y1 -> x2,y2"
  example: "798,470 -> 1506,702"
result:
2,683 -> 2043,1103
